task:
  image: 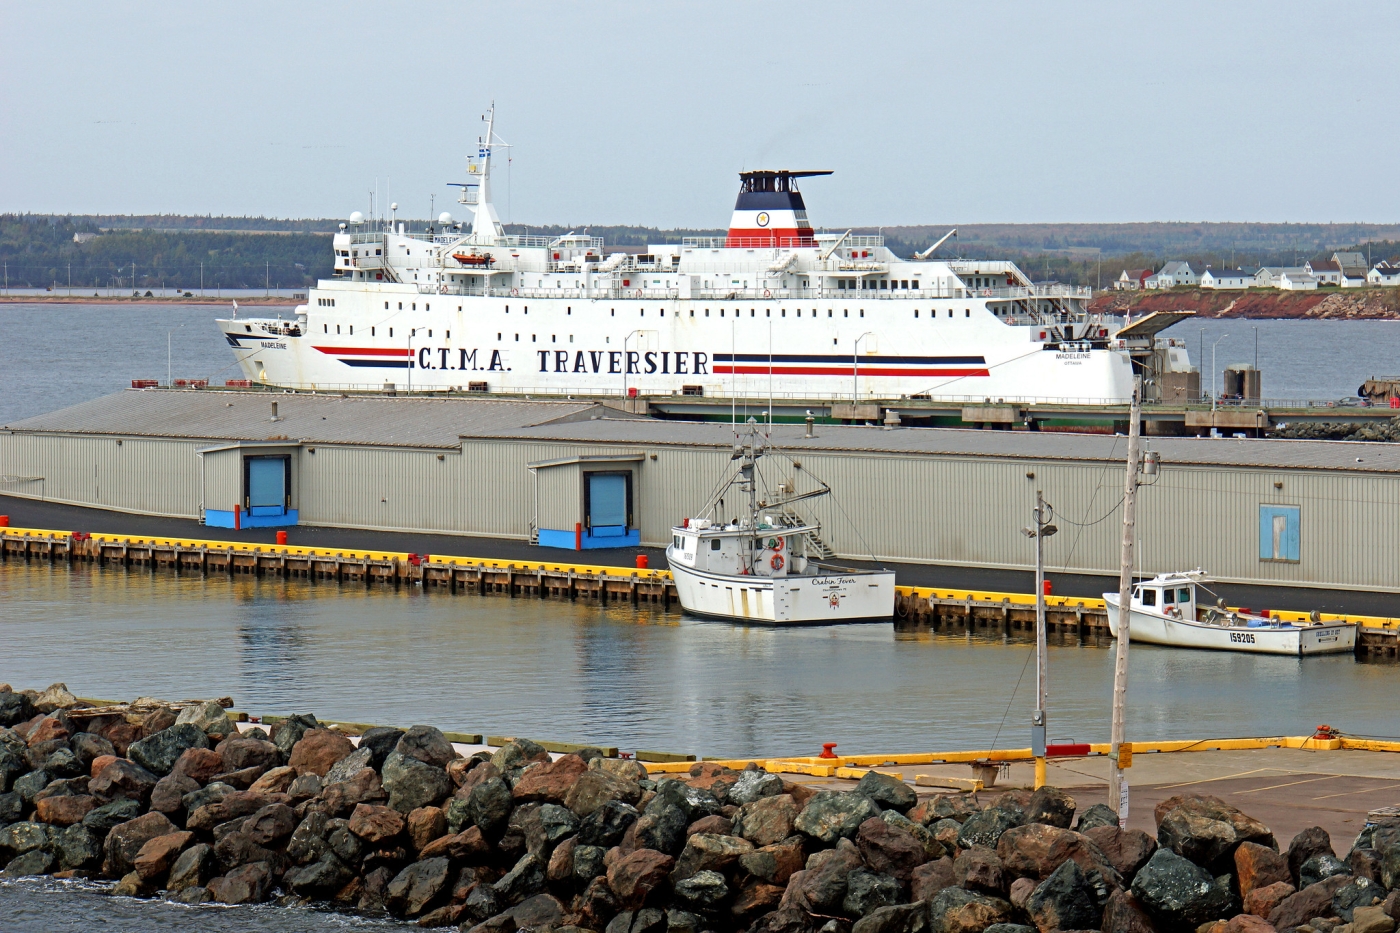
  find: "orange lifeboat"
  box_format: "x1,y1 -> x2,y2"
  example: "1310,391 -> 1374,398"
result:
452,252 -> 494,267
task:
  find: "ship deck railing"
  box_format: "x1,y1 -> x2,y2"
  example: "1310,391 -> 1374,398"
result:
413,283 -> 1094,301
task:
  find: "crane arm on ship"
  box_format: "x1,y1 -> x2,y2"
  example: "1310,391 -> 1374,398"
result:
914,228 -> 957,261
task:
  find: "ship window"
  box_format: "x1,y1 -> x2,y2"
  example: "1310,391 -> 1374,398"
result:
446,331 -> 450,338
336,325 -> 340,334
569,335 -> 574,342
914,310 -> 919,318
860,309 -> 864,317
398,302 -> 403,310
966,309 -> 970,317
349,325 -> 353,335
766,309 -> 770,317
828,309 -> 832,317
750,309 -> 755,317
425,304 -> 429,311
551,335 -> 555,342
948,309 -> 953,317
879,280 -> 887,289
912,280 -> 919,289
323,324 -> 328,333
389,327 -> 393,337
505,305 -> 510,313
497,333 -> 501,340
711,539 -> 721,551
532,335 -> 536,342
705,309 -> 709,317
371,327 -> 375,336
660,309 -> 665,316
718,309 -> 723,317
412,303 -> 416,311
1142,589 -> 1157,607
611,309 -> 615,316
1179,588 -> 1191,602
515,334 -> 519,341
1163,588 -> 1175,604
384,302 -> 389,309
844,310 -> 848,318
567,306 -> 572,315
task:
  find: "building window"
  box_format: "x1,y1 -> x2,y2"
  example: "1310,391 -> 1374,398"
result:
1259,505 -> 1300,562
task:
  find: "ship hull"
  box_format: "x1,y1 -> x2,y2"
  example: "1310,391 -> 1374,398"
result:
669,557 -> 895,624
218,292 -> 1135,402
1104,595 -> 1356,656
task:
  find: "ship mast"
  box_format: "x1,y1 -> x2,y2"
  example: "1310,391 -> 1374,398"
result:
459,104 -> 507,241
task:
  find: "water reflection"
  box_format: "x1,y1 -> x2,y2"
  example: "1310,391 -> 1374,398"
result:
1,562 -> 1395,759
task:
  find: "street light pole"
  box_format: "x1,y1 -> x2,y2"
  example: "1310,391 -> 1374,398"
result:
1025,492 -> 1057,789
1210,334 -> 1229,411
853,332 -> 874,407
1109,375 -> 1142,826
623,329 -> 641,401
167,323 -> 186,385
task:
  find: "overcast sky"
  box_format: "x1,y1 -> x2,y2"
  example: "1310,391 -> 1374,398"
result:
4,2 -> 1398,226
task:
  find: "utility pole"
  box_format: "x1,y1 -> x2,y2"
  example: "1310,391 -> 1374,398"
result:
200,262 -> 204,298
1026,491 -> 1057,789
266,261 -> 270,297
132,262 -> 136,295
1109,375 -> 1142,827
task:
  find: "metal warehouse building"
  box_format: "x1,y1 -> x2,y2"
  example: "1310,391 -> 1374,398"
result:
3,389 -> 1399,592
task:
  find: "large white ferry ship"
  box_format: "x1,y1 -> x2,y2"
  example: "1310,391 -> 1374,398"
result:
219,108 -> 1193,403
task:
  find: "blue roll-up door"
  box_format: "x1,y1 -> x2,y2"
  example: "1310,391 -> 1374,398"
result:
247,458 -> 286,517
588,473 -> 628,537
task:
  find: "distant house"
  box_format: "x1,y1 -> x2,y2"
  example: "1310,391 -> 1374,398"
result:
1255,266 -> 1311,288
72,232 -> 97,244
1115,268 -> 1153,291
1369,263 -> 1400,286
1334,251 -> 1369,287
1305,259 -> 1342,285
1276,270 -> 1318,290
1150,261 -> 1199,288
1200,268 -> 1253,289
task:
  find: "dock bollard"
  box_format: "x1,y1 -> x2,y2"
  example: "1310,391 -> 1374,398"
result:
276,530 -> 287,545
636,554 -> 648,569
819,742 -> 839,759
0,515 -> 7,527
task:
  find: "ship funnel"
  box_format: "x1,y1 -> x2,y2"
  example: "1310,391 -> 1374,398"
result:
726,170 -> 831,248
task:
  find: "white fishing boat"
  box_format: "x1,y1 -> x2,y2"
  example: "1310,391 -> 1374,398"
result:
1104,571 -> 1357,656
666,422 -> 895,624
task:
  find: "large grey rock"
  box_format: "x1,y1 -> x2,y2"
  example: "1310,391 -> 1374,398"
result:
1300,852 -> 1352,888
673,869 -> 730,910
208,861 -> 274,904
82,798 -> 143,835
102,811 -> 178,878
648,779 -> 721,822
0,691 -> 34,728
1076,803 -> 1120,832
54,823 -> 102,869
727,770 -> 785,806
1,847 -> 55,876
1026,786 -> 1077,829
0,821 -> 54,856
382,751 -> 451,813
957,807 -> 1023,850
1130,848 -> 1230,930
855,771 -> 917,812
470,775 -> 515,836
494,852 -> 547,906
167,843 -> 216,892
1025,858 -> 1104,933
286,850 -> 355,896
634,802 -> 689,855
174,701 -> 236,737
733,794 -> 800,848
518,802 -> 578,856
395,725 -> 456,768
358,727 -> 406,770
842,869 -> 901,917
1287,825 -> 1335,884
853,903 -> 929,933
12,770 -> 50,804
579,799 -> 640,847
324,746 -> 373,785
386,856 -> 452,916
271,713 -> 319,755
0,789 -> 23,825
127,724 -> 210,777
672,832 -> 754,883
795,791 -> 883,844
926,886 -> 1014,933
0,744 -> 26,793
1333,876 -> 1385,922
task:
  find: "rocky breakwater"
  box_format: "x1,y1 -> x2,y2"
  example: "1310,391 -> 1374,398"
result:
2,685 -> 1400,933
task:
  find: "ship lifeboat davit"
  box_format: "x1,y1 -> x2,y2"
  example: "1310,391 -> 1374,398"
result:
453,252 -> 495,267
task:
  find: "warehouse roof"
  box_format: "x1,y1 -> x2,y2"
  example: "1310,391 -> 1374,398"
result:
2,389 -> 629,449
5,389 -> 1399,473
463,418 -> 1400,474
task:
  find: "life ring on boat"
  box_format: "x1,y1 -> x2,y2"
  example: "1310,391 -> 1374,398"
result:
510,288 -> 519,297
632,289 -> 644,298
766,536 -> 784,551
762,289 -> 772,298
770,554 -> 785,571
438,284 -> 448,294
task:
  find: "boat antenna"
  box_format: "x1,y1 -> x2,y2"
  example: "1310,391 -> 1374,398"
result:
1109,374 -> 1142,828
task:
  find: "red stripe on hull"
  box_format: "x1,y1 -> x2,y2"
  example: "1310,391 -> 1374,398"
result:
312,346 -> 413,357
713,365 -> 990,377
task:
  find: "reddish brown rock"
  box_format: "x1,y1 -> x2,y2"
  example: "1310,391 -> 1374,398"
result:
1223,914 -> 1277,933
243,803 -> 298,846
184,791 -> 276,831
321,767 -> 385,815
140,707 -> 177,737
90,759 -> 159,805
857,815 -> 930,883
997,822 -> 1121,885
1244,881 -> 1296,919
92,718 -> 142,756
215,735 -> 282,772
27,716 -> 73,747
955,845 -> 1007,894
1268,875 -> 1352,929
1101,889 -> 1157,933
288,729 -> 356,777
738,838 -> 806,886
170,747 -> 225,785
1236,841 -> 1292,897
407,806 -> 448,852
35,794 -> 99,826
208,861 -> 273,904
349,803 -> 405,843
606,847 -> 675,909
89,754 -> 118,778
732,880 -> 786,921
512,754 -> 589,804
149,774 -> 200,814
911,856 -> 957,902
102,810 -> 179,878
248,765 -> 297,795
133,831 -> 193,881
687,814 -> 734,837
419,824 -> 490,862
1084,825 -> 1158,881
209,766 -> 265,789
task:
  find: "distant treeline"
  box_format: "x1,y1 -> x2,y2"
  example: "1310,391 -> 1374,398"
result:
4,214 -> 1400,290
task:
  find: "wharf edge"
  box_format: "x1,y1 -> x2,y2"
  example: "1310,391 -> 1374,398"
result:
3,523 -> 1399,658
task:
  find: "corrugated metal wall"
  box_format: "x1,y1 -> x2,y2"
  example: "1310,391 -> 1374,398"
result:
4,429 -> 1397,590
0,433 -> 202,519
202,449 -> 243,514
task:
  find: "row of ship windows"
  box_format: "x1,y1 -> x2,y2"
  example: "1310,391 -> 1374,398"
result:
322,324 -> 450,338
836,279 -> 920,290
